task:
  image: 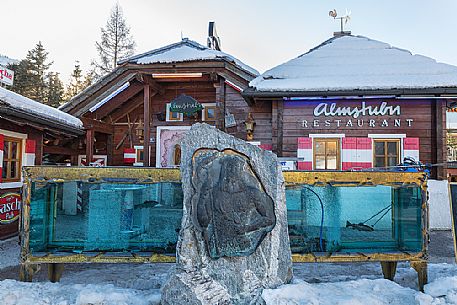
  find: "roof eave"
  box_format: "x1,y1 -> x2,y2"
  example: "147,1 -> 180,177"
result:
242,87 -> 457,99
0,105 -> 84,136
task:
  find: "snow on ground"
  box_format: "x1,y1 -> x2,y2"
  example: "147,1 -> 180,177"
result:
1,232 -> 457,304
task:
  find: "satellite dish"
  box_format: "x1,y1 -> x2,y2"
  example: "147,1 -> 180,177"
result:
208,21 -> 222,51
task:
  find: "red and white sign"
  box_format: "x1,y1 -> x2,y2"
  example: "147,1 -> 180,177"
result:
0,193 -> 21,224
0,65 -> 14,86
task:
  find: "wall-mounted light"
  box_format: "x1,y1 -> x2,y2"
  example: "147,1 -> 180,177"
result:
152,73 -> 203,79
244,113 -> 256,141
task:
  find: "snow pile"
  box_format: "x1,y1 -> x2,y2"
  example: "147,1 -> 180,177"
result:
422,276 -> 457,304
129,39 -> 258,76
0,280 -> 161,305
262,278 -> 418,305
0,86 -> 83,129
250,35 -> 457,92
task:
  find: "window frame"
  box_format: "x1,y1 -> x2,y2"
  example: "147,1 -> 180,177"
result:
313,138 -> 341,170
373,139 -> 400,168
165,103 -> 183,122
2,136 -> 22,182
202,103 -> 217,122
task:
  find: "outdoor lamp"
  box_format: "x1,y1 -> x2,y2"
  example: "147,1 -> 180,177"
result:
245,112 -> 256,141
136,118 -> 144,143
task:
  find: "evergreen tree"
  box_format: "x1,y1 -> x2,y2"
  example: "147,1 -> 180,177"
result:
27,41 -> 53,103
8,42 -> 58,106
47,72 -> 64,107
92,3 -> 135,78
8,60 -> 32,96
64,61 -> 94,101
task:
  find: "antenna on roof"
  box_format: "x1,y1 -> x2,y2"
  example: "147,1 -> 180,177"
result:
329,9 -> 352,37
207,21 -> 221,51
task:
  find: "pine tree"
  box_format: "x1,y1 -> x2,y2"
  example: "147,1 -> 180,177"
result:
8,42 -> 57,106
47,72 -> 64,107
64,62 -> 94,101
27,41 -> 53,103
92,3 -> 135,78
8,60 -> 32,96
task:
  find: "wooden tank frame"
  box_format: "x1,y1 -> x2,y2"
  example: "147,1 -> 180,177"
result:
20,166 -> 429,290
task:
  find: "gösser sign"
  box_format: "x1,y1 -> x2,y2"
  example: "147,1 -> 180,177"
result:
302,101 -> 414,129
0,193 -> 21,224
0,65 -> 14,86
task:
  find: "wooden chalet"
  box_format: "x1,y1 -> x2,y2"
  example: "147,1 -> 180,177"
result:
60,38 -> 276,168
243,34 -> 457,179
0,87 -> 83,239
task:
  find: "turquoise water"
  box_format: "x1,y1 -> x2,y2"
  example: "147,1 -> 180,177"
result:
28,181 -> 423,255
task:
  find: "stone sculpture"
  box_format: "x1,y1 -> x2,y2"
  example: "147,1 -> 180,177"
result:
161,123 -> 292,305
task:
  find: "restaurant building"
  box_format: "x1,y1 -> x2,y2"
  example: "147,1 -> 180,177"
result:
243,34 -> 457,179
60,38 -> 275,167
0,87 -> 83,239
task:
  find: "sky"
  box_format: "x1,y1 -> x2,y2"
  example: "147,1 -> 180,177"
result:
2,0 -> 457,85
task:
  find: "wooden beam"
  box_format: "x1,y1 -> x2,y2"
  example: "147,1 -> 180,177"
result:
143,84 -> 151,167
81,117 -> 114,134
106,134 -> 113,166
43,145 -> 81,156
136,73 -> 165,96
277,101 -> 284,157
86,129 -> 94,164
216,77 -> 225,131
94,82 -> 144,119
111,91 -> 157,123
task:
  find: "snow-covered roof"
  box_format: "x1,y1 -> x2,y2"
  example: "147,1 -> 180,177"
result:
249,35 -> 457,92
0,87 -> 83,129
0,55 -> 18,66
121,38 -> 259,76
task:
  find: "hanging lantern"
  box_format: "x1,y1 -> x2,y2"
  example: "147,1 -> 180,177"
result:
245,113 -> 256,141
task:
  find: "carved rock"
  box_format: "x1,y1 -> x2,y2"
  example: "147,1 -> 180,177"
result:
161,123 -> 292,305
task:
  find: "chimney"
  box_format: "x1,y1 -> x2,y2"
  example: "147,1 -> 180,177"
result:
334,31 -> 352,37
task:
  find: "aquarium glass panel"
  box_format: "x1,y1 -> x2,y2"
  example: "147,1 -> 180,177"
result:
29,181 -> 183,254
286,184 -> 423,254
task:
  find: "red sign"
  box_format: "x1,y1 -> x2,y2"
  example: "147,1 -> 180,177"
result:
0,193 -> 21,224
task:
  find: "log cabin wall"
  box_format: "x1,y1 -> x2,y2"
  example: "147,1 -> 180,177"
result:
269,98 -> 446,179
106,79 -> 268,166
224,85 -> 272,146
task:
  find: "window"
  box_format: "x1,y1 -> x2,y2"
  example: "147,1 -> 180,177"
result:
2,136 -> 22,182
313,138 -> 340,170
202,104 -> 217,122
166,103 -> 183,122
374,139 -> 400,168
136,149 -> 144,162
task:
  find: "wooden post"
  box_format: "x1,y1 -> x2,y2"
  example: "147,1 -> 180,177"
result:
217,78 -> 226,131
380,261 -> 397,281
277,100 -> 284,157
436,99 -> 446,179
106,134 -> 113,166
85,129 -> 94,165
143,84 -> 151,167
48,263 -> 64,282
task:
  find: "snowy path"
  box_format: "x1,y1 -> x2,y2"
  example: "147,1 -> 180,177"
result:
0,232 -> 456,305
